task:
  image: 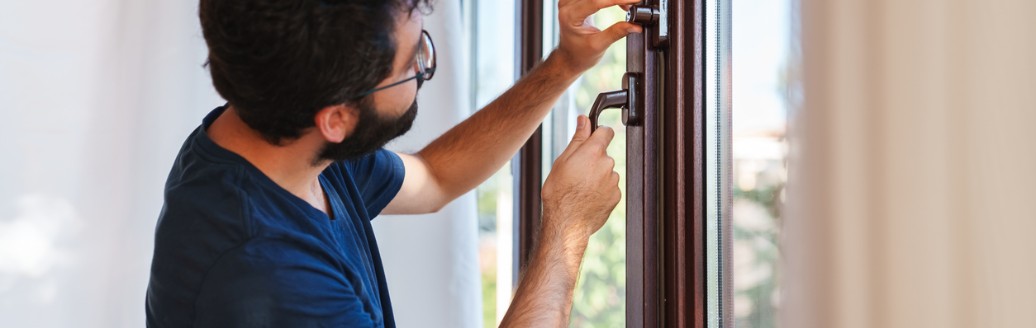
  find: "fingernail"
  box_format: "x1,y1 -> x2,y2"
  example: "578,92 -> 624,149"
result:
577,116 -> 586,129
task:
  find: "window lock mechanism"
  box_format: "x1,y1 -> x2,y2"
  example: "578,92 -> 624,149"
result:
627,1 -> 669,49
588,1 -> 667,132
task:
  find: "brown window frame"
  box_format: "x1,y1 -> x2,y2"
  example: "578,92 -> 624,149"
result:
512,0 -> 711,326
513,0 -> 543,277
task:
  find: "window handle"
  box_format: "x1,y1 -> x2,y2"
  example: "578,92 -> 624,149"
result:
589,90 -> 627,132
590,73 -> 643,132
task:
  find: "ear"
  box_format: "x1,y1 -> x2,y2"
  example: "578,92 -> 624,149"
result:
313,105 -> 359,143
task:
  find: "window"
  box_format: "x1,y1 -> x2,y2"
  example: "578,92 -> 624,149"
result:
490,0 -> 797,326
513,0 -> 704,327
710,0 -> 796,326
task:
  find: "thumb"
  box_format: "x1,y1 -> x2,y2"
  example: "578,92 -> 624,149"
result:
593,22 -> 643,49
559,115 -> 591,159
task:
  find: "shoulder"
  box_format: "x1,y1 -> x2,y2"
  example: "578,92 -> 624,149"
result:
159,163 -> 256,242
333,149 -> 404,178
152,161 -> 260,293
150,161 -> 263,326
327,149 -> 405,217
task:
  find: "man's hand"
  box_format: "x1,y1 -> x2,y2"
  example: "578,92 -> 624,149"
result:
499,116 -> 620,328
542,115 -> 621,241
555,0 -> 644,74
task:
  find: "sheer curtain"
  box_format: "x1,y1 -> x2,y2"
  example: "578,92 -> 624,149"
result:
1,1 -> 217,326
0,1 -> 476,327
785,0 -> 1036,327
375,1 -> 482,327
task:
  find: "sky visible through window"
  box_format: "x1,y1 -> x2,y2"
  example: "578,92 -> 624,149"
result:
731,0 -> 793,327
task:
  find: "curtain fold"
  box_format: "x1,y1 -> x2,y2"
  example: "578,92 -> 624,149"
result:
785,0 -> 1036,327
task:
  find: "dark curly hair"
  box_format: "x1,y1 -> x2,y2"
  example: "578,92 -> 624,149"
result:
199,0 -> 432,145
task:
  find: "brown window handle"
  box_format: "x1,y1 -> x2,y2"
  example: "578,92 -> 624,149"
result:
590,90 -> 628,132
590,73 -> 642,132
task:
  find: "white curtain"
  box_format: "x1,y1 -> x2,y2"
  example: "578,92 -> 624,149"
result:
0,1 -> 476,327
375,1 -> 482,327
785,0 -> 1036,327
0,1 -> 217,326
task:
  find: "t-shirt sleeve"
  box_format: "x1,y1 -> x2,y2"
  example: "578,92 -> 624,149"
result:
193,239 -> 381,327
341,149 -> 405,217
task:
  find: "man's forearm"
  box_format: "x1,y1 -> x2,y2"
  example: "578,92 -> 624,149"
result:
499,213 -> 588,327
416,51 -> 581,200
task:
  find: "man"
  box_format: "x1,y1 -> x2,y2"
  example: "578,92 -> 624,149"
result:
146,0 -> 643,326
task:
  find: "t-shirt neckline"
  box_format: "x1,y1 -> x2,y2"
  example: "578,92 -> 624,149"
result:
192,105 -> 341,221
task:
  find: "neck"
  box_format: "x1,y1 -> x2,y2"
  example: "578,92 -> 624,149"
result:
207,106 -> 330,211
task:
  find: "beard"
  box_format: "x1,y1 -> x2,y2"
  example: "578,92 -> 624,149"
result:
316,97 -> 418,163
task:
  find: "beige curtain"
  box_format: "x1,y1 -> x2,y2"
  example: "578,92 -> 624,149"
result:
784,0 -> 1036,327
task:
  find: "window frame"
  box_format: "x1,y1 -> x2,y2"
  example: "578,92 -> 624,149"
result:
513,0 -> 544,277
512,0 -> 716,326
660,0 -> 709,326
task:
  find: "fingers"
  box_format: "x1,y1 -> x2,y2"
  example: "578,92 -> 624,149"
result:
592,21 -> 643,49
572,115 -> 592,143
584,125 -> 616,152
563,0 -> 642,23
558,115 -> 592,159
609,171 -> 622,203
556,0 -> 643,72
593,0 -> 642,10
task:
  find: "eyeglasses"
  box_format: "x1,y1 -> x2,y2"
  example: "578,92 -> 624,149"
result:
350,30 -> 436,99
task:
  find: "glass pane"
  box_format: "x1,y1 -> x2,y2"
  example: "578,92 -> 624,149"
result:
730,0 -> 796,326
467,0 -> 517,327
542,6 -> 630,327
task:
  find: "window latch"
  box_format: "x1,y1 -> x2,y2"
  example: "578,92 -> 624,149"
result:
590,73 -> 642,132
627,1 -> 669,49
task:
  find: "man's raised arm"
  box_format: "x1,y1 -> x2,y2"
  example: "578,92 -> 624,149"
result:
383,0 -> 641,214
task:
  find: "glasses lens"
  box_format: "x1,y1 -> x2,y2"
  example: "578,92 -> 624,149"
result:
420,31 -> 435,80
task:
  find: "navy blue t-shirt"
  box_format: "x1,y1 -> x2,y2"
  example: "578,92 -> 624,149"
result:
146,106 -> 405,327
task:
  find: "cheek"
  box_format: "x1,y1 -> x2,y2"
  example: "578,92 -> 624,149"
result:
372,82 -> 418,116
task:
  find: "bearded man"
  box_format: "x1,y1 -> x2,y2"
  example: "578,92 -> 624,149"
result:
145,0 -> 641,326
